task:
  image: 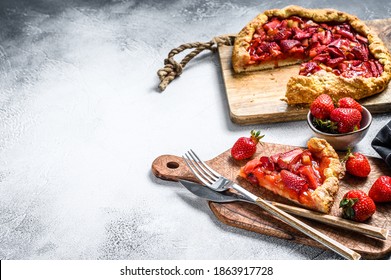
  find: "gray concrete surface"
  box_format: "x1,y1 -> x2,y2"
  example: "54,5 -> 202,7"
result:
0,0 -> 390,260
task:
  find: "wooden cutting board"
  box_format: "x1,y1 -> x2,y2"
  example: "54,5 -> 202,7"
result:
152,142 -> 391,259
218,18 -> 391,125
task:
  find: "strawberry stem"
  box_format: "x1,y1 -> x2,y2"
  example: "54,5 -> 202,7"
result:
250,130 -> 265,145
340,197 -> 358,220
312,118 -> 338,134
341,147 -> 354,162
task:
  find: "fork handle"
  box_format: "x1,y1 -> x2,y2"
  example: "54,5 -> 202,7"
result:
231,184 -> 361,260
255,197 -> 361,260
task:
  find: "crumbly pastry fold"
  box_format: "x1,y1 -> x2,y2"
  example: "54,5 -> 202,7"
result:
306,137 -> 344,213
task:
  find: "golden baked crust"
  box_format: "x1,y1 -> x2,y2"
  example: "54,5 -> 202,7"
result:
307,137 -> 344,213
232,5 -> 391,104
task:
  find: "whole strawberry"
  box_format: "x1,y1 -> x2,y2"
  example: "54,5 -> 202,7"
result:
330,108 -> 362,133
368,176 -> 391,202
345,151 -> 371,177
337,97 -> 363,113
231,130 -> 264,160
310,94 -> 335,119
340,190 -> 376,222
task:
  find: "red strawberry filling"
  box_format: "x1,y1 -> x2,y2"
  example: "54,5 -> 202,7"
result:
247,16 -> 383,78
240,148 -> 323,204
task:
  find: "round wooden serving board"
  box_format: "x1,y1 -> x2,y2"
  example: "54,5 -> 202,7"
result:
152,142 -> 391,259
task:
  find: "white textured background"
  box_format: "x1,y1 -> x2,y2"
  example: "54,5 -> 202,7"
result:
1,0 -> 391,260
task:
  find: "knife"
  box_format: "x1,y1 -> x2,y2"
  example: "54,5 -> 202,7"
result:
179,179 -> 389,240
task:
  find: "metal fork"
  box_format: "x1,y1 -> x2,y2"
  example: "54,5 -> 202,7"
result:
183,149 -> 361,260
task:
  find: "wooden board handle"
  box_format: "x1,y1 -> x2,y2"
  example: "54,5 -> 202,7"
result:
152,154 -> 196,182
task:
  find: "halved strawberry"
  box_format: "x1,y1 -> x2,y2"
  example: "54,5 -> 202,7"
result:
268,42 -> 283,57
289,16 -> 304,24
309,45 -> 327,58
281,170 -> 309,196
279,19 -> 289,29
339,23 -> 353,31
327,46 -> 345,58
241,158 -> 261,175
335,27 -> 355,41
351,60 -> 363,67
306,26 -> 319,35
351,45 -> 368,61
328,38 -> 350,50
276,148 -> 304,169
258,41 -> 271,53
311,32 -> 320,43
259,156 -> 275,171
374,60 -> 384,74
287,46 -> 305,57
270,152 -> 281,164
279,39 -> 301,53
274,29 -> 293,41
312,53 -> 330,64
326,57 -> 345,68
319,30 -> 332,45
299,61 -> 321,76
263,18 -> 281,31
367,61 -> 380,77
356,34 -> 368,44
292,27 -> 312,40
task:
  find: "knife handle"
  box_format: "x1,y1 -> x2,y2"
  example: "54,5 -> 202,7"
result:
271,201 -> 389,240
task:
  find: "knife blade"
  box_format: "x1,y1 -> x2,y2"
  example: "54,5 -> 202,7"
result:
179,179 -> 250,203
179,179 -> 388,240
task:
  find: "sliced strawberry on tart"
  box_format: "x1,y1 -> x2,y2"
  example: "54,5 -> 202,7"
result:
232,5 -> 391,104
239,137 -> 344,213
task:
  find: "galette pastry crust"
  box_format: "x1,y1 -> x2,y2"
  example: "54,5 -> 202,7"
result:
232,5 -> 391,104
307,137 -> 344,213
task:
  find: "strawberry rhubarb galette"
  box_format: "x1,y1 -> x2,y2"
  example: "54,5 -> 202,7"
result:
232,6 -> 391,104
239,137 -> 344,213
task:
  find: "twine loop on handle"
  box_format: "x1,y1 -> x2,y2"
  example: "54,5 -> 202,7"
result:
157,34 -> 236,92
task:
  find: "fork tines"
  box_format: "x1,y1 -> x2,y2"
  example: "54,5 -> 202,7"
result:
183,150 -> 220,186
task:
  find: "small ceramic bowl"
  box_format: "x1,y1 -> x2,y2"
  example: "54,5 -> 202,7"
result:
307,106 -> 372,151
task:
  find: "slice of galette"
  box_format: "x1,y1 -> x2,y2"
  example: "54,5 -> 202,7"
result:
239,137 -> 344,213
232,5 -> 391,104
